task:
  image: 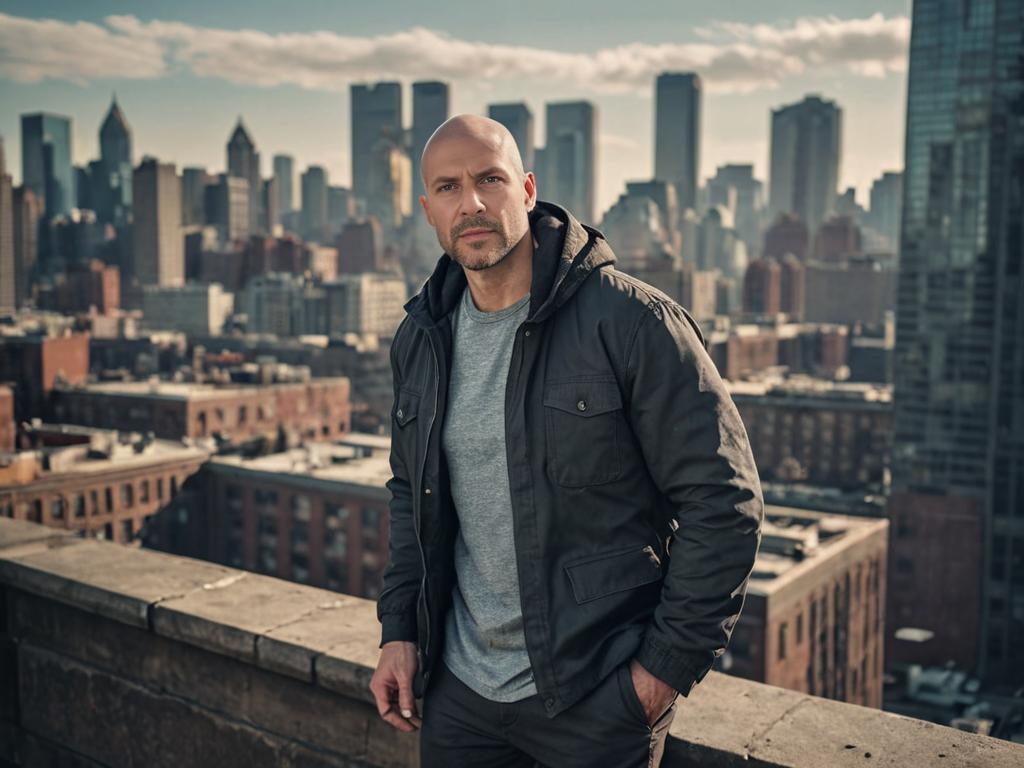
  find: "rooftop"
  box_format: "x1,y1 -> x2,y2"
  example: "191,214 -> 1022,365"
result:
208,440 -> 392,494
59,377 -> 348,402
746,505 -> 887,596
1,517 -> 1020,767
726,376 -> 892,403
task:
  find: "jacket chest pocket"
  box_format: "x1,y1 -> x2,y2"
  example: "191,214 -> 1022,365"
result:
543,379 -> 623,487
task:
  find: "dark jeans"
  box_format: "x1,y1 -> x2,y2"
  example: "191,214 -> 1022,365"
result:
420,660 -> 677,768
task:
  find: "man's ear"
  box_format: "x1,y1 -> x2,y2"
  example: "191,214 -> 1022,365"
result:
524,172 -> 537,211
419,194 -> 434,226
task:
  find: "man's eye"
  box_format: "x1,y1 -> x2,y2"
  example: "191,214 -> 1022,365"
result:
483,176 -> 501,184
438,183 -> 456,192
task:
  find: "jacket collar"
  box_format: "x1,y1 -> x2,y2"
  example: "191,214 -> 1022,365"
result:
404,200 -> 616,329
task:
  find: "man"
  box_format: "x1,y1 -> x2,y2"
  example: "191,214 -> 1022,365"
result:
369,114 -> 763,767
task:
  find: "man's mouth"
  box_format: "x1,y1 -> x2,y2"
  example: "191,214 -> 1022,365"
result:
459,228 -> 495,239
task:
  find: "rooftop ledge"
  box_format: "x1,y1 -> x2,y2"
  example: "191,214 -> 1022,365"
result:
0,517 -> 1020,768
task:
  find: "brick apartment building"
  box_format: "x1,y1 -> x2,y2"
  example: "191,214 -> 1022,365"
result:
51,377 -> 352,448
148,434 -> 391,599
728,377 -> 892,491
0,333 -> 90,423
0,425 -> 209,544
723,506 -> 889,708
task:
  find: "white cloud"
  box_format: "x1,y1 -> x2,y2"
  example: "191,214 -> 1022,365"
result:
0,12 -> 910,94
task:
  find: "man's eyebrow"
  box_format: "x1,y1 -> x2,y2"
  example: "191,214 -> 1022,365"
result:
429,167 -> 508,187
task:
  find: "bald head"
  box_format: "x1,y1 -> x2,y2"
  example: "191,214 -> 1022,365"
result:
420,114 -> 525,190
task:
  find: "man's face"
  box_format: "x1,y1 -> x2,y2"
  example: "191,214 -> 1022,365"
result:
420,136 -> 536,271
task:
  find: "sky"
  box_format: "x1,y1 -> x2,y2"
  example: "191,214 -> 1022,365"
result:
0,1 -> 912,219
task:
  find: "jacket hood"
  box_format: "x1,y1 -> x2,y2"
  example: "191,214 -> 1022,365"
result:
405,200 -> 616,328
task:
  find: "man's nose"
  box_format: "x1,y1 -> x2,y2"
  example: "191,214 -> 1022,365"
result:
458,186 -> 485,216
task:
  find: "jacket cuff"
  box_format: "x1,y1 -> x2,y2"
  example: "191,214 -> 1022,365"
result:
634,632 -> 713,697
379,609 -> 418,648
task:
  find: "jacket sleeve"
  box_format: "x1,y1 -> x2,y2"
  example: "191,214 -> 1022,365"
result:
624,300 -> 763,695
376,324 -> 425,647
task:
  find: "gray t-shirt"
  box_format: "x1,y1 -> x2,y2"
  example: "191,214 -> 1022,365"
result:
440,285 -> 536,702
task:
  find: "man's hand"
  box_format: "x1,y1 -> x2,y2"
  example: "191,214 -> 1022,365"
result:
628,659 -> 678,726
370,641 -> 422,732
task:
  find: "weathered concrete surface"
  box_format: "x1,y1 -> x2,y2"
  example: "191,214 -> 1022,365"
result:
666,671 -> 1024,768
2,517 -> 1023,768
255,594 -> 356,681
0,537 -> 238,628
151,570 -> 336,661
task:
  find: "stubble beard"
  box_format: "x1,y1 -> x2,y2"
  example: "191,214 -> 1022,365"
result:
446,218 -> 514,272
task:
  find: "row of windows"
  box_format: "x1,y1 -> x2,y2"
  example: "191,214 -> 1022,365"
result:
0,474 -> 182,524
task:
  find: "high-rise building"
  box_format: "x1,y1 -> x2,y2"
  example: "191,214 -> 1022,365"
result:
12,186 -> 41,307
327,186 -> 353,239
545,101 -> 597,223
867,171 -> 903,252
272,154 -> 295,216
301,166 -> 329,243
888,0 -> 1024,685
96,96 -> 133,226
350,83 -> 402,206
411,81 -> 450,205
654,72 -> 702,212
768,95 -> 842,236
0,138 -> 14,311
366,138 -> 411,232
181,167 -> 211,227
204,174 -> 249,245
488,102 -> 535,171
131,158 -> 183,287
706,164 -> 764,255
227,119 -> 262,234
20,112 -> 73,219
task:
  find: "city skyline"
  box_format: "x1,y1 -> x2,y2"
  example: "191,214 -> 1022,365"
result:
0,3 -> 910,217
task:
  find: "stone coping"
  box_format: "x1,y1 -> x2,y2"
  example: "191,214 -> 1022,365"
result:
2,518 -> 1022,768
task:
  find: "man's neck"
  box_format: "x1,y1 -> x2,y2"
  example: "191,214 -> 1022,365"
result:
463,230 -> 534,313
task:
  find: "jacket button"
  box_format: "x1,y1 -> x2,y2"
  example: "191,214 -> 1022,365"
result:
544,698 -> 555,709
524,330 -> 531,337
396,408 -> 404,419
576,400 -> 587,412
424,488 -> 432,495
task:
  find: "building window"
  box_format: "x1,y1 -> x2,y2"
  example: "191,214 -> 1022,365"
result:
170,476 -> 178,497
30,500 -> 42,523
121,483 -> 134,508
238,405 -> 247,424
105,487 -> 114,513
122,519 -> 133,542
796,612 -> 803,645
140,480 -> 150,503
51,497 -> 65,520
89,490 -> 99,515
324,503 -> 350,592
156,478 -> 164,500
73,494 -> 86,518
0,500 -> 12,518
256,489 -> 279,574
291,494 -> 311,583
778,622 -> 787,660
103,523 -> 113,540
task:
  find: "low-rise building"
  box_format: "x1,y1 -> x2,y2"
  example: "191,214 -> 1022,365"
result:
721,506 -> 889,709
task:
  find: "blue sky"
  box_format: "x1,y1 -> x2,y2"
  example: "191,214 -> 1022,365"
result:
0,1 -> 912,217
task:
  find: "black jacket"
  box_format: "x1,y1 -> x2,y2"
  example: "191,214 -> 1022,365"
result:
377,200 -> 763,717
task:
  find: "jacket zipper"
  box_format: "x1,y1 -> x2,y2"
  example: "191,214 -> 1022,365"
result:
416,333 -> 441,664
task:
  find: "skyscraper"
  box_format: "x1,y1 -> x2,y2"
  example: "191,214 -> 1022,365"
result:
888,0 -> 1024,685
350,83 -> 402,206
12,186 -> 41,308
0,138 -> 14,311
654,73 -> 701,212
131,158 -> 183,287
181,167 -> 211,227
411,82 -> 450,203
545,101 -> 597,223
20,112 -> 73,219
97,96 -> 133,225
867,171 -> 903,251
768,95 -> 842,236
489,102 -> 535,171
272,154 -> 294,216
301,166 -> 328,243
227,119 -> 262,234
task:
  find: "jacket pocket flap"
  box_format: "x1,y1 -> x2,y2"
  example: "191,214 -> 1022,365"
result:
564,545 -> 663,604
543,380 -> 623,418
394,389 -> 420,428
